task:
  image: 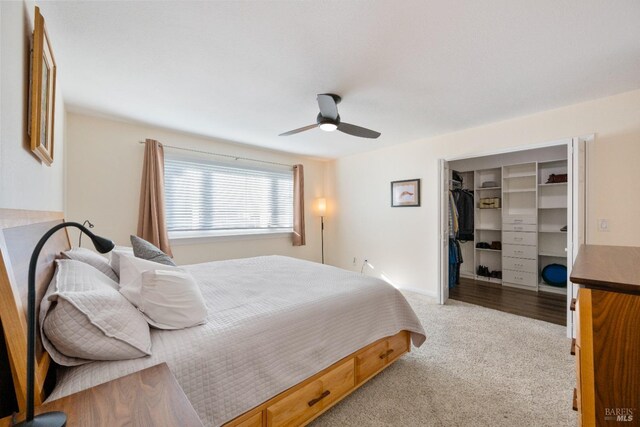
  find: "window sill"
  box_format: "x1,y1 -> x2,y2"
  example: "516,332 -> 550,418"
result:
168,229 -> 293,245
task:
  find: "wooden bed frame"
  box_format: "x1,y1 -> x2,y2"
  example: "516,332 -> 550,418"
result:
0,209 -> 413,426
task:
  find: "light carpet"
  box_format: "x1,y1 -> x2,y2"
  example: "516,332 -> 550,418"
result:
312,292 -> 576,427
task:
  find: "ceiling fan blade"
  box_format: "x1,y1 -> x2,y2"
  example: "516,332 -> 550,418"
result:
337,122 -> 381,139
279,124 -> 317,136
317,94 -> 339,120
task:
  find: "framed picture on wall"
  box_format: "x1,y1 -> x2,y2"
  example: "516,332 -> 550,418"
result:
391,179 -> 420,207
29,6 -> 57,166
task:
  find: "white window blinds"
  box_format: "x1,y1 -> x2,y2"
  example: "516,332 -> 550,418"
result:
164,154 -> 294,234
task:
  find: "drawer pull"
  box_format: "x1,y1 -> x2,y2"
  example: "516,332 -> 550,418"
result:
572,388 -> 578,411
570,298 -> 576,311
378,349 -> 395,359
308,390 -> 331,407
570,339 -> 576,356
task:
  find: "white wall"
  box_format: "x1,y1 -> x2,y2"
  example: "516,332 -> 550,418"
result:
65,113 -> 327,265
325,89 -> 640,297
0,1 -> 65,211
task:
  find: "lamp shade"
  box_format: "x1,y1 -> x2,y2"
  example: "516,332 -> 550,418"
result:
86,233 -> 115,253
314,198 -> 327,216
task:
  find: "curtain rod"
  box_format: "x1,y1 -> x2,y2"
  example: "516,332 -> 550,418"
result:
138,141 -> 294,169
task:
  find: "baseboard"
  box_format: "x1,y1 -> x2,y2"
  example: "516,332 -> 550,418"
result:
397,286 -> 438,300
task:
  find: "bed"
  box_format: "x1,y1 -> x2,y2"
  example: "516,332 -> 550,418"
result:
0,210 -> 426,426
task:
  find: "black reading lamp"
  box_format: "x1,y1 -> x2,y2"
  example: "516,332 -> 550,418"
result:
15,222 -> 114,427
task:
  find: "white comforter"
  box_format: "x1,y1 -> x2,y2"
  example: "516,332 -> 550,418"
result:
47,256 -> 426,426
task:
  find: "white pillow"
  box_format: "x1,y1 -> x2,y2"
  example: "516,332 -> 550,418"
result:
119,255 -> 208,330
61,247 -> 118,282
40,259 -> 152,366
109,246 -> 134,279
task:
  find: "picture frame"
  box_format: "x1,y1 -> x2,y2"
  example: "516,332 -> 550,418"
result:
29,6 -> 57,166
391,179 -> 420,207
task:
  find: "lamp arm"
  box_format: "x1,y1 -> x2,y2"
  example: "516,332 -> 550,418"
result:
78,220 -> 94,247
25,221 -> 100,422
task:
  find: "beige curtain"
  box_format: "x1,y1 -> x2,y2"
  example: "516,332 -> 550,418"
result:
292,164 -> 306,246
137,139 -> 173,256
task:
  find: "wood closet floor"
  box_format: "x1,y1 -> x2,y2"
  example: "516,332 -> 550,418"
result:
449,277 -> 566,325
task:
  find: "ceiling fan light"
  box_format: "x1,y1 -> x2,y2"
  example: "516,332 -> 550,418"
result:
319,123 -> 338,132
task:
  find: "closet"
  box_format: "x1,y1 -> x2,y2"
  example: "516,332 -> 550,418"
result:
448,146 -> 569,295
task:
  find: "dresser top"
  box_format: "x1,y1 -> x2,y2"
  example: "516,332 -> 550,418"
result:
570,245 -> 640,295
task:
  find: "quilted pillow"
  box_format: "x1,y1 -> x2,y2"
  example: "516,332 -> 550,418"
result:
119,254 -> 208,330
130,235 -> 176,266
109,245 -> 134,279
40,259 -> 152,366
61,247 -> 118,282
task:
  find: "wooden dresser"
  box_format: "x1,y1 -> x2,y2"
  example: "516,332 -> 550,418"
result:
570,245 -> 640,426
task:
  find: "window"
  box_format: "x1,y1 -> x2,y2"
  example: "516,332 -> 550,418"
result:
164,154 -> 293,238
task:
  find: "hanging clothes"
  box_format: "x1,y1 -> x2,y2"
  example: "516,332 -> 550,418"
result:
448,189 -> 464,288
448,171 -> 474,288
448,190 -> 459,239
448,238 -> 463,288
452,189 -> 474,241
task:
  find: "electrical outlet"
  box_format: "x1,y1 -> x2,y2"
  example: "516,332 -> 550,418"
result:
598,219 -> 610,232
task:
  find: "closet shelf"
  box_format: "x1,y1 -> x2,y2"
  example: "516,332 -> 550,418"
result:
475,186 -> 501,191
476,227 -> 501,231
503,174 -> 537,179
474,275 -> 502,284
503,189 -> 536,193
539,182 -> 568,187
539,230 -> 567,234
475,207 -> 502,210
539,251 -> 567,257
475,248 -> 501,252
538,206 -> 568,210
538,283 -> 567,295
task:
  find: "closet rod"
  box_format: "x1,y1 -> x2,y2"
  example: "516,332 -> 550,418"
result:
137,140 -> 294,169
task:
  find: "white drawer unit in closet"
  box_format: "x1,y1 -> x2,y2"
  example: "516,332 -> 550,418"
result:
503,244 -> 537,260
503,231 -> 537,246
502,257 -> 537,274
502,223 -> 537,232
502,215 -> 537,225
502,270 -> 537,288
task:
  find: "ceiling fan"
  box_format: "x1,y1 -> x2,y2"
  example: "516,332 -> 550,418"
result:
279,94 -> 381,139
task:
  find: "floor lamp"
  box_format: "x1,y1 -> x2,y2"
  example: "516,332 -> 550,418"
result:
315,198 -> 326,264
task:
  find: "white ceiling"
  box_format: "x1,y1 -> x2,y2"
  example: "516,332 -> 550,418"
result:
40,0 -> 640,159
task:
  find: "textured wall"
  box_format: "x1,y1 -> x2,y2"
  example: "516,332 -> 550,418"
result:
0,1 -> 65,211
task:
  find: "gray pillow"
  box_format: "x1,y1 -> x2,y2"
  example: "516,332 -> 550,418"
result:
130,235 -> 176,266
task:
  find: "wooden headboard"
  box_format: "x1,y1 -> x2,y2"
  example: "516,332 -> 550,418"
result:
0,209 -> 70,413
